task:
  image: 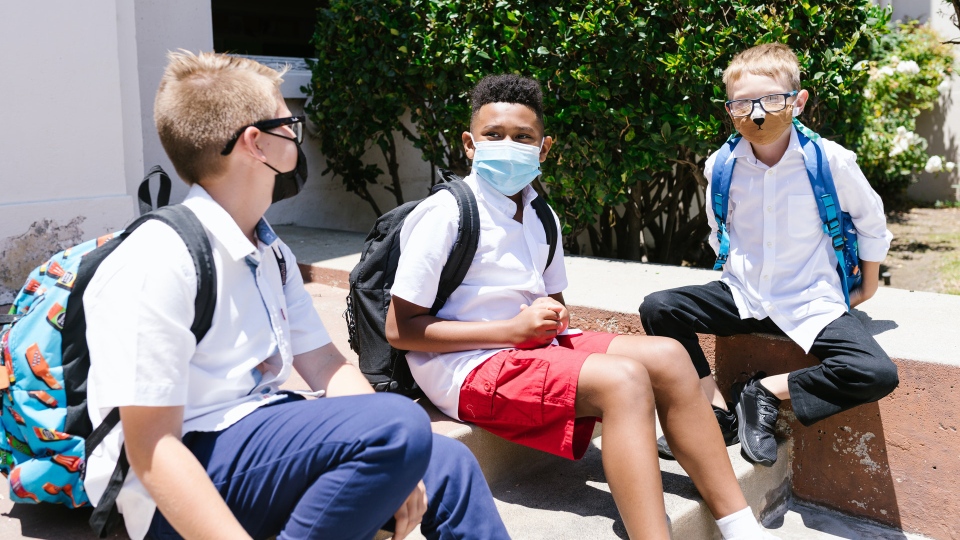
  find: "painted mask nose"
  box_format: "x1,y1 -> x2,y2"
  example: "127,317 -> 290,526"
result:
750,107 -> 766,129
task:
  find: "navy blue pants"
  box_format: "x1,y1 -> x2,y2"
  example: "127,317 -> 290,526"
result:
640,281 -> 899,426
146,393 -> 509,540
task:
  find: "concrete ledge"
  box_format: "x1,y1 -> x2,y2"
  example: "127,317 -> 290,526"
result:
713,334 -> 960,540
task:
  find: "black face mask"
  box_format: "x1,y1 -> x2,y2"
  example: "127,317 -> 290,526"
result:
262,132 -> 308,203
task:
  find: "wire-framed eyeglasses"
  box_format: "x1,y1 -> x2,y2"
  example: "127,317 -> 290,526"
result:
221,116 -> 305,156
725,91 -> 799,118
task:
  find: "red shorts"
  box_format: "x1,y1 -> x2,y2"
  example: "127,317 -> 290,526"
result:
457,331 -> 617,460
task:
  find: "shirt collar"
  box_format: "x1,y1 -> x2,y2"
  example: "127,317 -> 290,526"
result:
181,184 -> 273,262
468,172 -> 539,217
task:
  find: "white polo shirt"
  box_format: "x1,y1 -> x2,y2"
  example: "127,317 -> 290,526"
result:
83,184 -> 330,540
704,129 -> 892,352
392,173 -> 567,420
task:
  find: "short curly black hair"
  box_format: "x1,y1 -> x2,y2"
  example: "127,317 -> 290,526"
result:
470,74 -> 544,131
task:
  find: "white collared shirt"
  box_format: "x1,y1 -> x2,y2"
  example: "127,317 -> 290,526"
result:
704,129 -> 892,352
83,184 -> 330,540
392,173 -> 567,419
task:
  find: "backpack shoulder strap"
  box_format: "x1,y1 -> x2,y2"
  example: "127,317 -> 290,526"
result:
794,120 -> 852,306
710,134 -> 740,270
148,205 -> 218,341
136,165 -> 172,216
429,171 -> 480,316
531,195 -> 559,269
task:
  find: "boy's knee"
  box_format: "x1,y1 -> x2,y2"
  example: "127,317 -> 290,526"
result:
639,291 -> 678,328
596,357 -> 655,412
867,358 -> 899,400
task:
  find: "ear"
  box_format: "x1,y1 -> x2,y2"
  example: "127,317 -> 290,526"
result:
794,89 -> 810,115
539,135 -> 554,163
462,131 -> 476,160
237,127 -> 267,162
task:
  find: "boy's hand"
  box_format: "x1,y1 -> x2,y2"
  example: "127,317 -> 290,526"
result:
393,480 -> 428,539
530,296 -> 569,334
513,301 -> 563,349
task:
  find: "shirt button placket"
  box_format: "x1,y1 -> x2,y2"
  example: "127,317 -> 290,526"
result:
760,169 -> 776,295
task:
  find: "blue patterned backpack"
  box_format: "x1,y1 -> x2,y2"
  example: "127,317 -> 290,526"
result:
0,167 -> 216,537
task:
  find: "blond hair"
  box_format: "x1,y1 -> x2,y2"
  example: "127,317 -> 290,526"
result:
722,43 -> 801,94
154,51 -> 287,184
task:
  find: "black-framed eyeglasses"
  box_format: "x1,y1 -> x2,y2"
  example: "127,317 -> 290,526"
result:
725,91 -> 798,118
221,116 -> 305,155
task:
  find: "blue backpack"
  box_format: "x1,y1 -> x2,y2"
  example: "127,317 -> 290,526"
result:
710,119 -> 862,307
0,167 -> 217,537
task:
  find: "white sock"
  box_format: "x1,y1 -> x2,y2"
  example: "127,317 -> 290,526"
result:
716,507 -> 763,539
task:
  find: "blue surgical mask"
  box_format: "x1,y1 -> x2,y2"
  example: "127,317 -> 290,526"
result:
469,134 -> 543,196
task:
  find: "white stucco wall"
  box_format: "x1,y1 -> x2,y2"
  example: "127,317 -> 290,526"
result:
890,0 -> 960,202
133,0 -> 214,207
0,1 -> 135,303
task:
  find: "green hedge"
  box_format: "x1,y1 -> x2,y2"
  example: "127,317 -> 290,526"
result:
308,1 -> 891,264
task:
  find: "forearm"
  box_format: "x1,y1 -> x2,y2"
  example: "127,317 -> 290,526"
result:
851,260 -> 880,308
388,316 -> 520,353
121,407 -> 250,540
293,343 -> 374,397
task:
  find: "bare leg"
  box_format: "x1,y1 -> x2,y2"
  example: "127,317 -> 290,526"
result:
576,353 -> 668,540
757,373 -> 790,400
605,336 -> 749,521
700,375 -> 729,410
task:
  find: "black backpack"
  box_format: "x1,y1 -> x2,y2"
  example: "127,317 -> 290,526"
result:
344,169 -> 559,396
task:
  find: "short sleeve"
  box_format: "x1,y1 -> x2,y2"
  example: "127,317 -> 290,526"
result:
391,192 -> 460,309
85,221 -> 197,408
827,142 -> 893,262
542,204 -> 568,295
703,150 -> 721,255
278,242 -> 332,355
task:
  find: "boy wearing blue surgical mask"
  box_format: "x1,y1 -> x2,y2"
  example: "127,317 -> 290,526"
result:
641,44 -> 896,469
386,74 -> 776,540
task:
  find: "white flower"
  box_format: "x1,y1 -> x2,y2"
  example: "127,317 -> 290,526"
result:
947,161 -> 956,172
863,88 -> 874,99
897,60 -> 921,75
853,60 -> 870,71
877,65 -> 896,77
890,127 -> 920,157
925,155 -> 944,173
938,78 -> 952,94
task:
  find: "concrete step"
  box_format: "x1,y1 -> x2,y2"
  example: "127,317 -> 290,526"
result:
491,424 -> 790,540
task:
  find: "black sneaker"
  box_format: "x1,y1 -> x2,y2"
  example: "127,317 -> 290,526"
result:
657,404 -> 739,460
736,377 -> 781,467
